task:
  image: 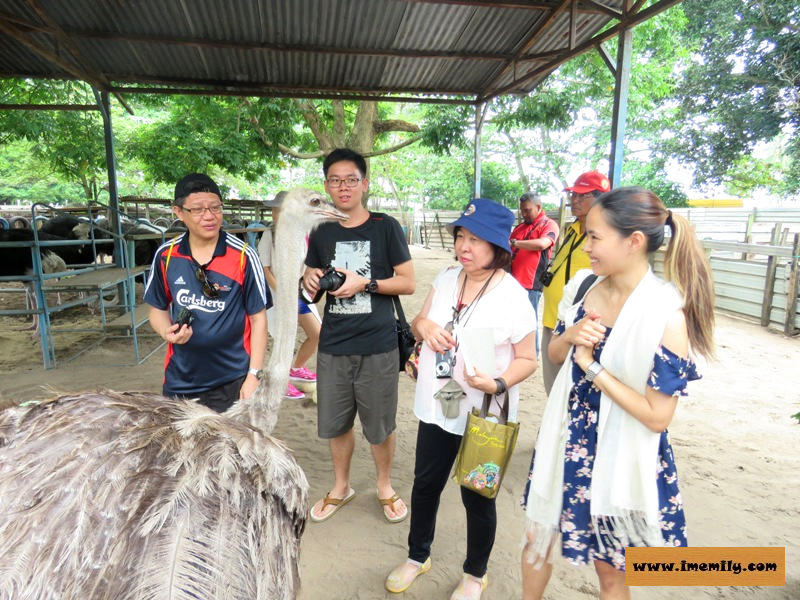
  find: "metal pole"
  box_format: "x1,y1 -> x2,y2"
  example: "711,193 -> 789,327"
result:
609,21 -> 632,188
93,88 -> 124,265
473,103 -> 484,198
785,233 -> 800,335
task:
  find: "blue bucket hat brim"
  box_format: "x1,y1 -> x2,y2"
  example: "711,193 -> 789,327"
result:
445,198 -> 514,253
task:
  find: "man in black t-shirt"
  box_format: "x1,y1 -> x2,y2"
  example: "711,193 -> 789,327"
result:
303,148 -> 416,524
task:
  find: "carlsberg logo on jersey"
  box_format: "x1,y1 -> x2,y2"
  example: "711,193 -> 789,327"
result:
176,289 -> 226,312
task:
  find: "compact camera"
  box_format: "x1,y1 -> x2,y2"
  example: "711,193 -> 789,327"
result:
434,349 -> 455,379
176,306 -> 195,328
538,270 -> 554,287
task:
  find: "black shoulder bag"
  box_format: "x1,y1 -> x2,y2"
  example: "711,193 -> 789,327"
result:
393,296 -> 416,372
371,214 -> 417,372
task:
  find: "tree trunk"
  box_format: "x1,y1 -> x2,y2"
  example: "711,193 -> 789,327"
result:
502,129 -> 531,192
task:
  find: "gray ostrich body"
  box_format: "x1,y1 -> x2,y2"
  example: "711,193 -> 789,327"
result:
0,189 -> 346,600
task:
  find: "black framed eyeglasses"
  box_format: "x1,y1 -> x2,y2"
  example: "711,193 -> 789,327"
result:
182,204 -> 224,217
326,177 -> 362,188
195,267 -> 219,299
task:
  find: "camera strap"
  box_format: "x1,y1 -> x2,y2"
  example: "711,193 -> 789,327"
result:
544,226 -> 585,283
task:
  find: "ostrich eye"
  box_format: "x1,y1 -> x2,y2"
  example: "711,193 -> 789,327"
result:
309,197 -> 321,206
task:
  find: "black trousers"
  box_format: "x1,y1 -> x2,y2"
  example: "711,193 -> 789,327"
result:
408,420 -> 497,577
167,374 -> 246,414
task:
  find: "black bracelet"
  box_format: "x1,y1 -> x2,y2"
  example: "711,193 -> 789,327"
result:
493,377 -> 507,396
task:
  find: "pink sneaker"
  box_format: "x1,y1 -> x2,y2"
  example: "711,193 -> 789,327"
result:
290,366 -> 317,382
285,383 -> 305,399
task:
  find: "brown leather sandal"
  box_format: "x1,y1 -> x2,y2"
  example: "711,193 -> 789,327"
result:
377,491 -> 408,523
309,487 -> 355,523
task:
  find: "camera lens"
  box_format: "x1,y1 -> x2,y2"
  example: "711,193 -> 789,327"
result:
319,268 -> 345,292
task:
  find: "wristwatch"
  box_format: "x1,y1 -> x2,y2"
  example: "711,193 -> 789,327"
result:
248,367 -> 262,379
585,361 -> 604,383
365,279 -> 379,294
510,238 -> 516,247
493,377 -> 508,396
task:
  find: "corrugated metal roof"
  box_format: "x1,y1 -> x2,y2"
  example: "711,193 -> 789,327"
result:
0,0 -> 682,103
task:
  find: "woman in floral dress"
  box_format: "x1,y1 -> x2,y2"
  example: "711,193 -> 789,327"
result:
521,187 -> 716,600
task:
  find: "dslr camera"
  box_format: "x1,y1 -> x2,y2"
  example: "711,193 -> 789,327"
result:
434,349 -> 455,379
538,270 -> 554,287
312,264 -> 347,303
318,264 -> 346,292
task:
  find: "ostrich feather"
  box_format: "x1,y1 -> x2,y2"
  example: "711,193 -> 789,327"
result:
0,189 -> 347,600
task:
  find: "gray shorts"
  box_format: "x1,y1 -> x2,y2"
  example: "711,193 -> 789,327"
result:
316,349 -> 399,445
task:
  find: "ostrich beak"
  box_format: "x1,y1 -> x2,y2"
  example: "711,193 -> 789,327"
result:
314,201 -> 348,223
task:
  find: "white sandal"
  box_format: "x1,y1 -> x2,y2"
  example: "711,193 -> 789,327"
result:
450,572 -> 488,600
385,557 -> 432,593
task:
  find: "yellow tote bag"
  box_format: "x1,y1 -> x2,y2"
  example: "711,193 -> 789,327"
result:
452,392 -> 520,499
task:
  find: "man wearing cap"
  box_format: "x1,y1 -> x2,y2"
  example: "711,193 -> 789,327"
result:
144,173 -> 270,412
509,192 -> 559,357
303,148 -> 416,525
540,170 -> 610,395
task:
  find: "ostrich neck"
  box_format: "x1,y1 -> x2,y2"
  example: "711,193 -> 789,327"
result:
267,224 -> 303,383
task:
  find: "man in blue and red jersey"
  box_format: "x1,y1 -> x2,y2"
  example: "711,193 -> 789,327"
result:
144,173 -> 270,413
509,192 -> 559,356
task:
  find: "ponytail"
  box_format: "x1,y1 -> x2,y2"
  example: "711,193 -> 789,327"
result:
663,212 -> 716,359
596,187 -> 716,359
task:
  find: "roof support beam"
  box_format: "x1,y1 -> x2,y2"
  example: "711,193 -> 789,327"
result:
0,103 -> 99,111
580,0 -> 622,18
481,0 -> 573,97
0,10 -> 49,33
64,30 -> 520,62
570,0 -> 578,50
403,0 -> 611,15
22,0 -> 134,115
108,85 -> 479,105
479,0 -> 683,100
0,19 -> 104,89
595,42 -> 616,76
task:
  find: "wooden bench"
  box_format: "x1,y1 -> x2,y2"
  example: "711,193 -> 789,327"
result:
43,266 -> 148,291
106,303 -> 151,330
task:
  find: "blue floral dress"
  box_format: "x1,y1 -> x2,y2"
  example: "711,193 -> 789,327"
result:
523,305 -> 700,571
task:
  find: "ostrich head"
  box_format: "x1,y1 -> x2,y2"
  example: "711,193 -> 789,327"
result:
228,188 -> 347,434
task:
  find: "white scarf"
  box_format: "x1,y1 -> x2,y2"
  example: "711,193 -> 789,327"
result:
524,268 -> 683,561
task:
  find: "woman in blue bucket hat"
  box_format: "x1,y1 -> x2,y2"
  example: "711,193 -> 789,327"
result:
386,198 -> 538,600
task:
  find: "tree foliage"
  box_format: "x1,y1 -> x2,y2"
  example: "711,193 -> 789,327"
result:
1,2 -> 797,206
0,80 -> 107,200
666,0 -> 799,193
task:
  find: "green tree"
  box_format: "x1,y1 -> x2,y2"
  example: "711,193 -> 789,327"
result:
666,0 -> 799,194
129,96 -> 467,195
0,80 -> 108,201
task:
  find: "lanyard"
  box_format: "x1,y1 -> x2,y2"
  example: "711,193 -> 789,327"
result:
450,269 -> 496,352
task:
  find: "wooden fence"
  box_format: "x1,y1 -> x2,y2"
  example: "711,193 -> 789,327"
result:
411,207 -> 800,335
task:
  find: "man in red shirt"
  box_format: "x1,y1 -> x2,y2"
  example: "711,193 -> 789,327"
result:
509,192 -> 559,356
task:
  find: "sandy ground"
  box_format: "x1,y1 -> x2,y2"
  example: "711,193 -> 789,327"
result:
1,245 -> 798,599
